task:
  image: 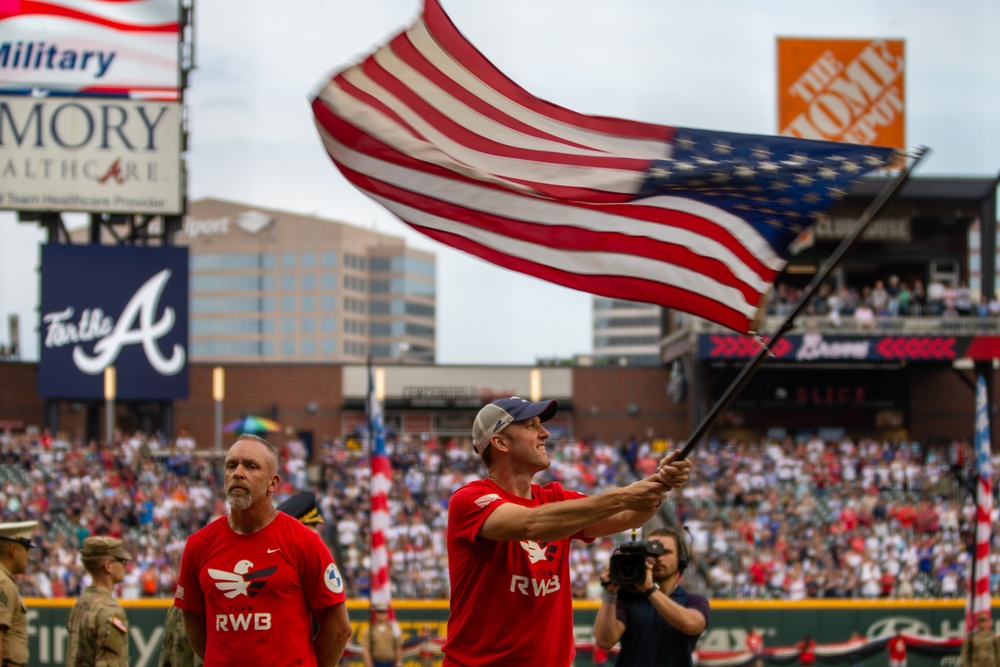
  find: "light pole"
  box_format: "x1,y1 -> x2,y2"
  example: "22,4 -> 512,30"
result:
529,367 -> 542,402
213,366 -> 225,453
103,366 -> 116,446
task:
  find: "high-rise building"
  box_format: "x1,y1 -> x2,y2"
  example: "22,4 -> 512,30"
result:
182,198 -> 436,363
591,297 -> 662,366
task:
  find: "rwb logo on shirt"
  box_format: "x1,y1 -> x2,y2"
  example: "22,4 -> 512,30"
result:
510,574 -> 561,597
208,560 -> 277,598
216,613 -> 272,632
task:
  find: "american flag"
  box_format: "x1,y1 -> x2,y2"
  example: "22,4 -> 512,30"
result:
311,0 -> 898,334
966,375 -> 993,629
367,362 -> 397,627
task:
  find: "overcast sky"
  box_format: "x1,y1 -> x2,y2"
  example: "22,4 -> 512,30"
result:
1,0 -> 998,363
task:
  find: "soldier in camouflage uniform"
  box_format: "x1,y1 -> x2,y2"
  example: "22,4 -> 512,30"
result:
157,606 -> 202,667
960,613 -> 1000,667
65,537 -> 131,667
0,521 -> 37,667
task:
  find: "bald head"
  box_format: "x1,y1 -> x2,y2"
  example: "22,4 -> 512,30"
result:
230,434 -> 279,475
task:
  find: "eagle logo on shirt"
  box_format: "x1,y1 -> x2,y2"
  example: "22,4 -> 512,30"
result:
208,560 -> 278,598
519,540 -> 557,564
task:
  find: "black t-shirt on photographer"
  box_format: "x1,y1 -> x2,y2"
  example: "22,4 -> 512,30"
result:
614,584 -> 710,667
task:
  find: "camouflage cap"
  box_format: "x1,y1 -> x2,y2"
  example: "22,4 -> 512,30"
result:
80,536 -> 132,561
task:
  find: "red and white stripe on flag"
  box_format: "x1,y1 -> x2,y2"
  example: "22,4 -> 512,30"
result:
966,375 -> 993,630
310,0 -> 897,335
368,363 -> 399,633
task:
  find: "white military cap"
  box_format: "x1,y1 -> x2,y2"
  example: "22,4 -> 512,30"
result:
0,521 -> 39,548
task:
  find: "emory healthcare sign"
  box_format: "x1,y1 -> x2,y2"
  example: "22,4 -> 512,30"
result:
0,95 -> 183,214
777,38 -> 905,153
0,0 -> 181,99
38,245 -> 189,400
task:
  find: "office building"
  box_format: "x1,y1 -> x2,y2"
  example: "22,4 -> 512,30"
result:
183,198 -> 436,363
592,297 -> 663,366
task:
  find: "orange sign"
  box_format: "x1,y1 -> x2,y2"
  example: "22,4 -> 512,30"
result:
777,38 -> 905,152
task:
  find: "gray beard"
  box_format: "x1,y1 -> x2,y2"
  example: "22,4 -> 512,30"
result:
228,490 -> 252,510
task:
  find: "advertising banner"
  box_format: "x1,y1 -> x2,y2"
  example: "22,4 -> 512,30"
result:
708,368 -> 906,410
698,332 -> 1000,362
38,244 -> 189,400
0,0 -> 181,99
22,598 -> 970,667
0,95 -> 183,214
777,38 -> 905,154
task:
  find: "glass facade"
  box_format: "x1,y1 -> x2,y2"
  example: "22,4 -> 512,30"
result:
186,200 -> 437,363
592,297 -> 662,366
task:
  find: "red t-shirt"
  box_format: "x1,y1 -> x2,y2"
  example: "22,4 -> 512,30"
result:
799,640 -> 816,665
443,479 -> 589,666
889,636 -> 907,661
746,633 -> 764,653
175,512 -> 346,666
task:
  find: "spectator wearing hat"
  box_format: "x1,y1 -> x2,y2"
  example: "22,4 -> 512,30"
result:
158,491 -> 326,667
360,604 -> 402,667
175,435 -> 351,667
0,521 -> 37,667
443,397 -> 691,667
65,536 -> 132,667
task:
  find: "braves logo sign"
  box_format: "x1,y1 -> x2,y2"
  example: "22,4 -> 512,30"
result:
42,269 -> 185,375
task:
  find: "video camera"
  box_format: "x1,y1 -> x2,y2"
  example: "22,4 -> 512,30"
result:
608,539 -> 665,587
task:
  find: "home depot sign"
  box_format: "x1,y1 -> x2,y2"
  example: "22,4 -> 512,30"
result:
777,38 -> 905,152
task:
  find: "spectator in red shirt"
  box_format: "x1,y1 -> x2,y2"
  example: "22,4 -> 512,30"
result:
746,626 -> 764,667
888,631 -> 907,667
798,636 -> 817,667
893,503 -> 918,533
915,499 -> 941,534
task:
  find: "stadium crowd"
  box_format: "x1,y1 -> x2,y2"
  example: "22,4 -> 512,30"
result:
0,426 -> 997,602
767,276 -> 1000,322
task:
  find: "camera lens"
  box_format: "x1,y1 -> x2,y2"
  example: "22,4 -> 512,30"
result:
609,553 -> 647,587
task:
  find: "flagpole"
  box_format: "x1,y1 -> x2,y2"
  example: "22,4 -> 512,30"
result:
677,146 -> 931,459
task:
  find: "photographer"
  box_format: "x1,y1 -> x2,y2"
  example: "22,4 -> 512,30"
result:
594,527 -> 709,666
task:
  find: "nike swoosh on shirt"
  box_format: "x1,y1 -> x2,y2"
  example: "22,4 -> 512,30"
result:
267,548 -> 281,553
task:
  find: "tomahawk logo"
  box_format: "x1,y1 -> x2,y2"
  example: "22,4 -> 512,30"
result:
43,269 -> 186,375
208,560 -> 278,598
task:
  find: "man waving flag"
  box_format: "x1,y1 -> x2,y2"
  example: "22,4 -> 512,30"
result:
311,0 -> 899,334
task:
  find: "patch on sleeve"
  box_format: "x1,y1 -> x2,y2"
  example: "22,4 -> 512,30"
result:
0,589 -> 8,608
324,562 -> 344,594
174,585 -> 184,600
111,617 -> 128,633
474,493 -> 501,508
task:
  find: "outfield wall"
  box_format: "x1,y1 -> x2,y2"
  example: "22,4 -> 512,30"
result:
23,598 -> 979,667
